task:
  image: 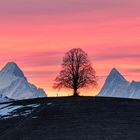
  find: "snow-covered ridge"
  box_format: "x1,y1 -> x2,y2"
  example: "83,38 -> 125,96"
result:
0,62 -> 47,102
98,68 -> 140,99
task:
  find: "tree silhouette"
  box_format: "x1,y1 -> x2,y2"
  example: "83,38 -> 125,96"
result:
54,48 -> 97,96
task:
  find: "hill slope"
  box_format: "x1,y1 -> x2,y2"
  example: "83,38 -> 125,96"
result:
1,97 -> 140,140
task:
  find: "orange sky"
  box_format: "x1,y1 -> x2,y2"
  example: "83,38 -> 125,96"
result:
0,0 -> 140,96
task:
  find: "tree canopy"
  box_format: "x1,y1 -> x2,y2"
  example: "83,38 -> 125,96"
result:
54,48 -> 97,96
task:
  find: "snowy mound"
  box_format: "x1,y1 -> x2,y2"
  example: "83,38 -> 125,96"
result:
0,62 -> 47,101
98,68 -> 140,99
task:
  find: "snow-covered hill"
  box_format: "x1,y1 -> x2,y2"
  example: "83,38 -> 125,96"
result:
98,68 -> 140,99
0,62 -> 47,102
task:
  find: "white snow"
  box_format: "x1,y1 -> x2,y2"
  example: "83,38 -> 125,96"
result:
47,103 -> 52,106
0,105 -> 22,116
0,62 -> 47,101
0,103 -> 40,119
0,97 -> 11,103
98,68 -> 140,99
26,104 -> 40,108
0,103 -> 11,110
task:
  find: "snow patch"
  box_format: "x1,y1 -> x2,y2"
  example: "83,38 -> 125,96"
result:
0,103 -> 40,119
0,105 -> 22,116
47,103 -> 52,106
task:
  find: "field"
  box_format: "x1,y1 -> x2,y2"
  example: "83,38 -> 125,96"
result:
0,97 -> 140,140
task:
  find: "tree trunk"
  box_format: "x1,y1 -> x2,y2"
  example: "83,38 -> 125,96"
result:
73,88 -> 79,97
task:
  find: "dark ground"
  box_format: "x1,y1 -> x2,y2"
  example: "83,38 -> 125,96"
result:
0,96 -> 140,140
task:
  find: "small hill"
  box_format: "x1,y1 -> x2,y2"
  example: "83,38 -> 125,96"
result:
0,97 -> 140,140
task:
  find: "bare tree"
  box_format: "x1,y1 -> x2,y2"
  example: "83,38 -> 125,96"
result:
53,48 -> 97,96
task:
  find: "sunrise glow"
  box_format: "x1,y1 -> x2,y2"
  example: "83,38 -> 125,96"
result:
0,0 -> 140,96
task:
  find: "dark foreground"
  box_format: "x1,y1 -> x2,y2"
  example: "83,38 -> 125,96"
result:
0,96 -> 140,140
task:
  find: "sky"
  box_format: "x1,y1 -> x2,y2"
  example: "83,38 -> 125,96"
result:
0,0 -> 140,96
